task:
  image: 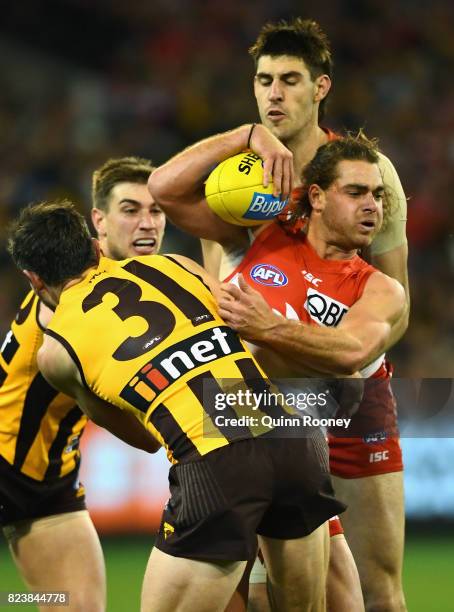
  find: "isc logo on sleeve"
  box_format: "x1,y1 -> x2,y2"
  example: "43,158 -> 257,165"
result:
304,288 -> 348,327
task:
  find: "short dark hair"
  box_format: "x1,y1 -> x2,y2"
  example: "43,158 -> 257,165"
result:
7,200 -> 97,286
249,18 -> 333,120
294,133 -> 392,223
92,156 -> 155,211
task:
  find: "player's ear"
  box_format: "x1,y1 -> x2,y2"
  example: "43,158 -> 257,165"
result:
23,270 -> 44,292
308,184 -> 325,213
91,207 -> 106,238
314,74 -> 331,103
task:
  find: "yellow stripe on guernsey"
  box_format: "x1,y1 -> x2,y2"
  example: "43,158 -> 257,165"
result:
47,256 -> 271,463
0,291 -> 86,481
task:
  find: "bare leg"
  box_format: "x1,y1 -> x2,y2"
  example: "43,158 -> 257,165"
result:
8,510 -> 105,612
327,534 -> 364,612
259,523 -> 329,612
248,555 -> 271,612
332,472 -> 407,612
249,583 -> 271,612
141,547 -> 246,612
224,558 -> 255,612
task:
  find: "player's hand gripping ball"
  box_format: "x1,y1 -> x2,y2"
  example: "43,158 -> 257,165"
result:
205,152 -> 289,226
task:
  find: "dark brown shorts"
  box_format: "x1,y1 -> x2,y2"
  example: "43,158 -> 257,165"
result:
0,455 -> 86,527
155,434 -> 345,561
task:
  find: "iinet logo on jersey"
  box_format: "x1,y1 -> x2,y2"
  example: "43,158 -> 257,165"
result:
304,288 -> 349,327
120,326 -> 244,413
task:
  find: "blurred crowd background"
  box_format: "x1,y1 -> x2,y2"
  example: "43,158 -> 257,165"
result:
0,0 -> 453,377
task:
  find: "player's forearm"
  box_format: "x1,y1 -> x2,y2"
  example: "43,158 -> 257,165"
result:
370,243 -> 410,348
149,125 -> 250,205
95,415 -> 160,454
81,399 -> 160,454
255,318 -> 381,376
383,299 -> 409,348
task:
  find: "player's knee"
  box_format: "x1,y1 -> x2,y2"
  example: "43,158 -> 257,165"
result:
364,585 -> 406,612
248,583 -> 270,612
366,600 -> 406,612
64,586 -> 105,612
268,574 -> 324,611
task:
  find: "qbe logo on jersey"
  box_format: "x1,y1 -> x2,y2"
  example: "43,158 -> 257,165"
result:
243,193 -> 288,220
250,264 -> 288,287
305,288 -> 348,327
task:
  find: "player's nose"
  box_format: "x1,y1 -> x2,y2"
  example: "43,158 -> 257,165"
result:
268,79 -> 284,101
362,192 -> 378,212
138,211 -> 156,229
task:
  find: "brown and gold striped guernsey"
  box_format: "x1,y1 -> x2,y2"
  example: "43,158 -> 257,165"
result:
46,256 -> 286,464
0,291 -> 86,481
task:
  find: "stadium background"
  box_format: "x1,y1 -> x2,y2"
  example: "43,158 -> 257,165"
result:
0,0 -> 452,609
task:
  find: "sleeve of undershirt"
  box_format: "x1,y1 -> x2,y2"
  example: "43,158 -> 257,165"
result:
372,152 -> 408,256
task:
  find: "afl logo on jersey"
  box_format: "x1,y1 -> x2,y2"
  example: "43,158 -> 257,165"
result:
250,264 -> 288,287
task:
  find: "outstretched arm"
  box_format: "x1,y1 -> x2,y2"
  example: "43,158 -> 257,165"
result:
370,152 -> 410,342
148,123 -> 293,245
38,336 -> 160,453
371,243 -> 409,345
218,272 -> 406,376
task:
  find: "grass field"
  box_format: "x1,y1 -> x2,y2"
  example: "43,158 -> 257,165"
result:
0,532 -> 452,610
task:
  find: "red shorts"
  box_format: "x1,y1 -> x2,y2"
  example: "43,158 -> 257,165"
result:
328,364 -> 403,479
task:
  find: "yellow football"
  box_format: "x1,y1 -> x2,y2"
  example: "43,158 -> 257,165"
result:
205,152 -> 288,226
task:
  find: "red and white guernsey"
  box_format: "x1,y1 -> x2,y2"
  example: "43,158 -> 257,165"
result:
223,222 -> 386,378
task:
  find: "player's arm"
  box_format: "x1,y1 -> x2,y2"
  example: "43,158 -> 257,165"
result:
372,243 -> 409,347
200,239 -> 224,278
148,123 -> 293,245
370,152 -> 410,343
218,272 -> 406,376
165,253 -> 223,302
37,335 -> 160,453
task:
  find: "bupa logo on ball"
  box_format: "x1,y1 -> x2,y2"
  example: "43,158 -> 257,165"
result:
243,193 -> 288,220
250,264 -> 288,287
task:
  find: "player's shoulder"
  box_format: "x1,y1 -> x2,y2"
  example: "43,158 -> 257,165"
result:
37,301 -> 54,329
135,252 -> 204,276
122,253 -> 175,268
163,253 -> 211,281
38,333 -> 70,373
38,333 -> 79,395
366,269 -> 406,304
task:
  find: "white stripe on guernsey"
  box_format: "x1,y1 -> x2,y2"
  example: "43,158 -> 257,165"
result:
360,354 -> 385,378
